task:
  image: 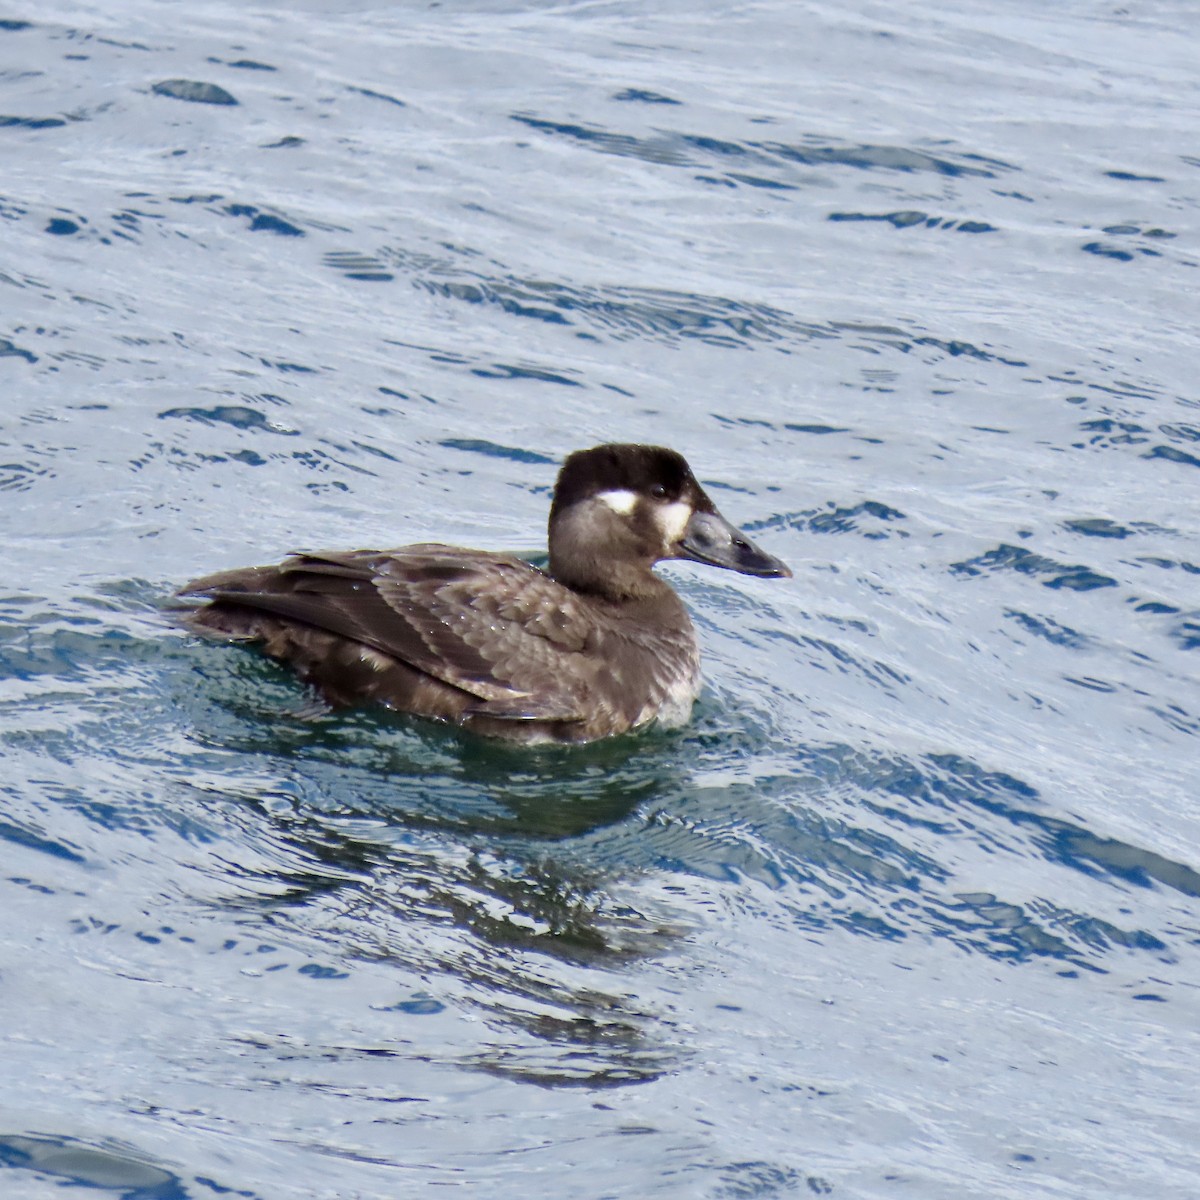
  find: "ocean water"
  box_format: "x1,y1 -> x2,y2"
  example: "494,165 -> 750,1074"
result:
1,1 -> 1198,1197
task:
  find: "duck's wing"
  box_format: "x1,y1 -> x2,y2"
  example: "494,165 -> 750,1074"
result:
180,545 -> 603,721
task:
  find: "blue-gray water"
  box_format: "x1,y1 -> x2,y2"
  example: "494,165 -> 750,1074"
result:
2,1 -> 1198,1197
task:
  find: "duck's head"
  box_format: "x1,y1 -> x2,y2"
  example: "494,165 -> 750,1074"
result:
548,443 -> 791,597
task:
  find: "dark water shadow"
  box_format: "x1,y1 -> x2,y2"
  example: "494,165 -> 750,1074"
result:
0,1132 -> 219,1200
645,719 -> 1198,974
510,112 -> 1014,180
176,734 -> 689,1084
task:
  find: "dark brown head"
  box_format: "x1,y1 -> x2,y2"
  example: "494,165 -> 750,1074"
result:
547,443 -> 790,597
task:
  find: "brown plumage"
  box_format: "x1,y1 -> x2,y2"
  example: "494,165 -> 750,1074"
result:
177,444 -> 789,744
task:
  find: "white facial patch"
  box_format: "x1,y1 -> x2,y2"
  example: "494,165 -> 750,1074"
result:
597,489 -> 639,515
657,500 -> 693,543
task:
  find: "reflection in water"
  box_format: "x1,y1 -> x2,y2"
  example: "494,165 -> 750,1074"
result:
211,818 -> 679,1085
172,647 -> 696,1085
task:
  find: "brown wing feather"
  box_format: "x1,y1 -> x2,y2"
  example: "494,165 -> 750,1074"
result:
180,545 -> 611,723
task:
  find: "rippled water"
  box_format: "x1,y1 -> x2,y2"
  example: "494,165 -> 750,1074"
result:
2,1 -> 1198,1197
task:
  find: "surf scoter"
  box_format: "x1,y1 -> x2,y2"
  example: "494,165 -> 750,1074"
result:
178,443 -> 789,743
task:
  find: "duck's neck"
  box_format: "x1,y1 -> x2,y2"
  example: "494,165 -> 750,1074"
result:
549,551 -> 672,603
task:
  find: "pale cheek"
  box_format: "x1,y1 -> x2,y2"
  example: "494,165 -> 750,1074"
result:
659,501 -> 692,543
597,489 -> 638,515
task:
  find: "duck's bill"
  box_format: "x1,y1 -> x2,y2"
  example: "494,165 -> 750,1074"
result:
676,510 -> 791,578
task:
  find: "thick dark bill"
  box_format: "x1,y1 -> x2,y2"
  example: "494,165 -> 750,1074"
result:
675,510 -> 791,578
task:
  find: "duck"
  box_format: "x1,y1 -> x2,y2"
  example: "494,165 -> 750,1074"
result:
177,443 -> 790,744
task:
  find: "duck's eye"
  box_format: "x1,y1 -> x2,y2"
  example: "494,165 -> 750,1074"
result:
649,484 -> 668,499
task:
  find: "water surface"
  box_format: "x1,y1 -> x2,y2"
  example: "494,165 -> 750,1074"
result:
1,1 -> 1198,1197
